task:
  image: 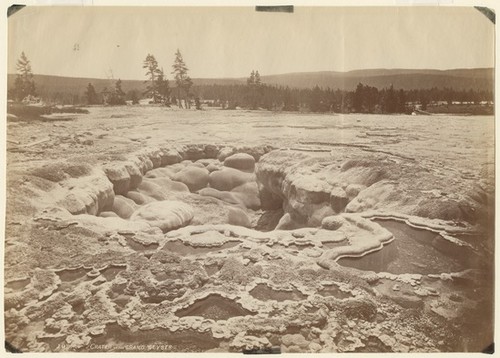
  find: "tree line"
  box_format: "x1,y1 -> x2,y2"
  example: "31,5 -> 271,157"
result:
9,51 -> 493,113
194,81 -> 493,113
83,49 -> 195,107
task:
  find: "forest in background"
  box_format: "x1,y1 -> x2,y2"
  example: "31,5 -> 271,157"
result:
7,51 -> 494,115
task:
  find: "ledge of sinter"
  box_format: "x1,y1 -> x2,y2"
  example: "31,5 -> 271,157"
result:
256,149 -> 492,230
6,113 -> 494,353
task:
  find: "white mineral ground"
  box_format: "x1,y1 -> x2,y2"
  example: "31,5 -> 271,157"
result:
5,107 -> 495,353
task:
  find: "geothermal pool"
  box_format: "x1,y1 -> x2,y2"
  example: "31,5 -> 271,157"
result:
5,108 -> 494,353
337,219 -> 483,275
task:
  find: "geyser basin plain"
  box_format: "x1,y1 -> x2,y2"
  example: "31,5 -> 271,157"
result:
5,107 -> 494,353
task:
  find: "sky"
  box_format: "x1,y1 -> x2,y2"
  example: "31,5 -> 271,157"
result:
7,6 -> 495,80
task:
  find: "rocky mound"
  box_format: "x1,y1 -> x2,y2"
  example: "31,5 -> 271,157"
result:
5,136 -> 494,354
256,149 -> 492,229
130,201 -> 194,232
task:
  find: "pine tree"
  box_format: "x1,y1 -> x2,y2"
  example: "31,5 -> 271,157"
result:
128,90 -> 140,105
254,71 -> 263,108
195,97 -> 202,110
171,49 -> 192,108
420,94 -> 429,111
382,85 -> 397,113
397,89 -> 406,113
366,86 -> 379,113
247,70 -> 255,85
444,87 -> 453,106
353,83 -> 364,112
157,68 -> 171,105
111,79 -> 126,105
14,51 -> 36,101
282,86 -> 298,111
309,85 -> 324,112
84,83 -> 99,104
254,71 -> 261,85
143,54 -> 161,103
246,70 -> 263,109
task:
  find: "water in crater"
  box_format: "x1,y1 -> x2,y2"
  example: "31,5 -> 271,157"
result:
125,237 -> 159,252
322,240 -> 349,250
152,271 -> 170,281
354,336 -> 393,353
456,231 -> 493,250
56,267 -> 91,282
89,323 -> 222,352
38,335 -> 67,351
249,283 -> 307,302
204,264 -> 220,276
317,284 -> 353,299
140,295 -> 170,304
163,240 -> 241,256
70,300 -> 85,315
287,243 -> 315,251
337,219 -> 478,275
175,294 -> 256,320
113,294 -> 131,310
100,265 -> 126,281
5,278 -> 31,291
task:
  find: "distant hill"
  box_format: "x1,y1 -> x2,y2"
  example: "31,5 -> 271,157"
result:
7,74 -> 148,101
6,74 -> 245,102
7,68 -> 494,101
260,68 -> 494,91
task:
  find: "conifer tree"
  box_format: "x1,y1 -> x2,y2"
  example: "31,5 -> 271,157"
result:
157,68 -> 171,105
171,49 -> 192,108
143,54 -> 161,103
14,51 -> 36,101
112,79 -> 126,105
246,70 -> 263,109
84,83 -> 99,104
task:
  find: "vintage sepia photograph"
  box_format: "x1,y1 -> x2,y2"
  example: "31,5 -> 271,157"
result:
3,3 -> 496,354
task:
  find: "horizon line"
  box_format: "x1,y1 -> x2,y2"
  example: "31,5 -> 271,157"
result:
6,67 -> 494,82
